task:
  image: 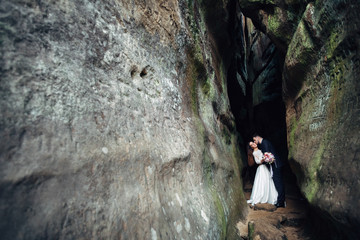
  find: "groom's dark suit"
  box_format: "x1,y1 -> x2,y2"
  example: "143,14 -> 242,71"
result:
258,139 -> 285,204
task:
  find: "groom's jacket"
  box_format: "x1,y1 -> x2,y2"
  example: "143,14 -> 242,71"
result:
259,139 -> 284,168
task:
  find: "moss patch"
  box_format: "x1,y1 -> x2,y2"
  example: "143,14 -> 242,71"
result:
184,51 -> 199,114
288,112 -> 304,159
268,7 -> 294,45
303,141 -> 325,203
286,19 -> 315,66
203,151 -> 227,240
212,190 -> 227,239
325,27 -> 345,60
248,221 -> 255,240
185,43 -> 209,114
184,0 -> 211,114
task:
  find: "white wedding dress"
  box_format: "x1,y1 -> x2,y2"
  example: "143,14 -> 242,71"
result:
247,149 -> 278,205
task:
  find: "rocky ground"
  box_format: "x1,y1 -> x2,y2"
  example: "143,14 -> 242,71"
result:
237,177 -> 312,240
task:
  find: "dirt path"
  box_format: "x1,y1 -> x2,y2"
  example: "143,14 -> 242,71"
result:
237,181 -> 312,240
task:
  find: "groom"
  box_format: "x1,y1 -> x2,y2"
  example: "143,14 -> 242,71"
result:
253,133 -> 285,208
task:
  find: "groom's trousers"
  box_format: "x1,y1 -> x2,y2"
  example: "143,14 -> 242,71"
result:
272,166 -> 285,203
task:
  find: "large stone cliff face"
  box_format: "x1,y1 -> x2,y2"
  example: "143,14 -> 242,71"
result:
240,0 -> 360,238
0,0 -> 247,239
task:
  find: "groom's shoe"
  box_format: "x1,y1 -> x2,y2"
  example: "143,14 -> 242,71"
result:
275,202 -> 286,208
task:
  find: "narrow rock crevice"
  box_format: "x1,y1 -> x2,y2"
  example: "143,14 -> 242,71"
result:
1,0 -> 359,239
228,0 -> 360,239
225,3 -> 315,239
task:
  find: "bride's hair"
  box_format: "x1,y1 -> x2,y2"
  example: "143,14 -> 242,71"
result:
247,142 -> 255,167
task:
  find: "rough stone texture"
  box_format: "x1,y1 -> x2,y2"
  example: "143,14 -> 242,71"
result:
0,0 -> 247,239
248,219 -> 286,240
239,0 -> 360,238
253,203 -> 277,212
238,0 -> 307,53
285,1 -> 360,238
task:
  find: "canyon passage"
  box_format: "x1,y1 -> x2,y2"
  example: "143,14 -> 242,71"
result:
1,0 -> 359,239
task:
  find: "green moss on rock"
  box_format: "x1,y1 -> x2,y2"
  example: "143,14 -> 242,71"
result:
212,190 -> 227,240
303,142 -> 325,203
185,43 -> 210,114
248,221 -> 255,240
202,151 -> 227,240
286,19 -> 315,66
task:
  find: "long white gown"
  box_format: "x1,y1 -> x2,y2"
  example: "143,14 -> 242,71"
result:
247,149 -> 278,205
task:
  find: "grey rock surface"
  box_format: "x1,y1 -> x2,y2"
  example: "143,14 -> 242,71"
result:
284,1 -> 360,238
0,0 -> 247,239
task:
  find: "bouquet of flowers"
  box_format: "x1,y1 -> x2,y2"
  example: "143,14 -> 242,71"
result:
263,152 -> 275,164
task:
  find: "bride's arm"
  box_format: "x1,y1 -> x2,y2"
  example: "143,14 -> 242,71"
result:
253,151 -> 264,164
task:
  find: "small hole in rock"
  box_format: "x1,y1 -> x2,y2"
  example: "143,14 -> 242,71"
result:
130,66 -> 138,78
140,68 -> 147,78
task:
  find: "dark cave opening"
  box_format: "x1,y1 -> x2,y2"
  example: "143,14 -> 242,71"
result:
227,64 -> 299,192
225,8 -> 301,201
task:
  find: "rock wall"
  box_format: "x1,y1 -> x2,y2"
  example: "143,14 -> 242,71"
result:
0,0 -> 247,239
239,0 -> 360,238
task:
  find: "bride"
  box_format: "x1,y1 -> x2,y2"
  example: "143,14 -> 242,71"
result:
247,141 -> 278,206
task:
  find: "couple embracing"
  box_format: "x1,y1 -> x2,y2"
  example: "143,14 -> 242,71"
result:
247,134 -> 285,208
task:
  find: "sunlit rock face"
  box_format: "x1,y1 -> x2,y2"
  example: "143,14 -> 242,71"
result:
240,0 -> 360,238
0,0 -> 247,239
